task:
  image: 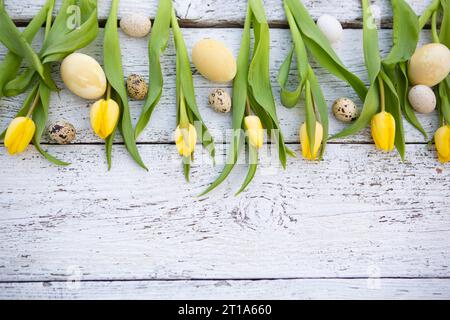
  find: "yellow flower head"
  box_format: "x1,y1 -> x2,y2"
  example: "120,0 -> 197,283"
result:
90,99 -> 120,139
4,117 -> 36,155
435,125 -> 450,163
175,124 -> 197,157
371,111 -> 395,151
300,121 -> 323,160
244,115 -> 264,149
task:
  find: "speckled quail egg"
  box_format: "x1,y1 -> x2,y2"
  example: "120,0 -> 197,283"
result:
126,74 -> 148,100
208,89 -> 232,113
48,120 -> 76,144
317,14 -> 343,44
120,13 -> 152,38
332,97 -> 359,122
408,85 -> 436,114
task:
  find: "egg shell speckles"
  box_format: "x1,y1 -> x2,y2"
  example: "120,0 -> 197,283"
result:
48,120 -> 77,145
208,89 -> 232,113
126,74 -> 148,100
120,14 -> 152,38
332,98 -> 359,123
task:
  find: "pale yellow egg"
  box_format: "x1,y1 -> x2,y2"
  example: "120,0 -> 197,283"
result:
61,53 -> 107,100
408,43 -> 450,87
192,39 -> 237,83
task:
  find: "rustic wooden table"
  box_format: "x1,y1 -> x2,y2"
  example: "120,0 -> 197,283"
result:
1,0 -> 449,299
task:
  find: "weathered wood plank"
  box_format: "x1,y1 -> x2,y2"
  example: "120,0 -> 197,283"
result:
1,279 -> 449,299
0,29 -> 437,144
4,0 -> 434,26
0,144 -> 448,281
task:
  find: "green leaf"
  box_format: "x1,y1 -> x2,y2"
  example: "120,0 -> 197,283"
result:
380,70 -> 405,160
135,0 -> 172,138
0,0 -> 54,98
32,82 -> 70,166
398,63 -> 428,139
304,80 -> 316,157
0,1 -> 46,81
383,0 -> 419,67
332,81 -> 380,139
439,77 -> 450,125
419,0 -> 440,29
235,144 -> 258,196
440,0 -> 450,47
361,0 -> 381,83
104,0 -> 147,171
284,0 -> 367,101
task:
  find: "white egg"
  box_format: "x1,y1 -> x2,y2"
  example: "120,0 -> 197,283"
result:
408,85 -> 436,114
317,14 -> 343,43
120,14 -> 152,38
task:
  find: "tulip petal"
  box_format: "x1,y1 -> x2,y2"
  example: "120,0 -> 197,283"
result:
371,112 -> 396,152
435,126 -> 450,163
4,117 -> 36,155
300,122 -> 323,160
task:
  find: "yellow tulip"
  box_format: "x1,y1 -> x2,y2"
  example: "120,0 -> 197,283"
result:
371,111 -> 395,151
90,99 -> 120,139
244,115 -> 264,149
175,124 -> 197,157
4,117 -> 36,155
300,121 -> 323,160
435,125 -> 450,163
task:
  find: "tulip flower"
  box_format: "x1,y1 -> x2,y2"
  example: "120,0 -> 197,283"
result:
175,124 -> 197,157
244,115 -> 264,149
371,111 -> 395,151
300,121 -> 323,160
90,99 -> 120,139
4,117 -> 36,155
435,125 -> 450,163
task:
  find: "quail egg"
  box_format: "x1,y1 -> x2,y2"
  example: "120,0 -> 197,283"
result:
126,74 -> 148,100
48,120 -> 76,144
332,97 -> 359,122
120,13 -> 152,38
208,89 -> 232,113
408,85 -> 436,114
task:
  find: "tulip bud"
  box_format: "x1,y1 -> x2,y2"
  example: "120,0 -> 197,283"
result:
90,99 -> 120,139
4,117 -> 36,155
244,116 -> 264,149
300,121 -> 323,160
371,111 -> 395,151
435,125 -> 450,163
175,124 -> 197,157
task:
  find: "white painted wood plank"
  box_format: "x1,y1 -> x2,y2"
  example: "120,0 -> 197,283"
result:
0,144 -> 448,281
4,0 -> 434,26
0,29 -> 438,144
1,279 -> 449,299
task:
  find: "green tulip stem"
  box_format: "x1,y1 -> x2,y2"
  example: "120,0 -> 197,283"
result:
106,83 -> 111,100
378,76 -> 385,112
431,11 -> 440,43
179,87 -> 189,128
26,90 -> 41,118
245,96 -> 251,116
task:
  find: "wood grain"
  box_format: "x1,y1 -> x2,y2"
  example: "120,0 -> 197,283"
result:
0,29 -> 438,144
1,279 -> 449,299
0,144 -> 448,282
4,0 -> 434,26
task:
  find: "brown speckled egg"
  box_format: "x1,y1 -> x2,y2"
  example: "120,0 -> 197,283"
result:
48,120 -> 76,144
126,74 -> 148,100
208,89 -> 232,113
332,97 -> 359,122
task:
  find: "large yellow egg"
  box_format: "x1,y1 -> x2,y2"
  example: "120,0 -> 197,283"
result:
408,43 -> 450,87
61,53 -> 107,100
192,39 -> 237,83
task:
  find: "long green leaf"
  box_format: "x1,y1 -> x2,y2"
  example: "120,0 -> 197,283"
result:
104,0 -> 147,170
135,0 -> 172,138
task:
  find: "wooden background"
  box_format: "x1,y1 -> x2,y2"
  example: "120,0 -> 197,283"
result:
1,0 -> 449,299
